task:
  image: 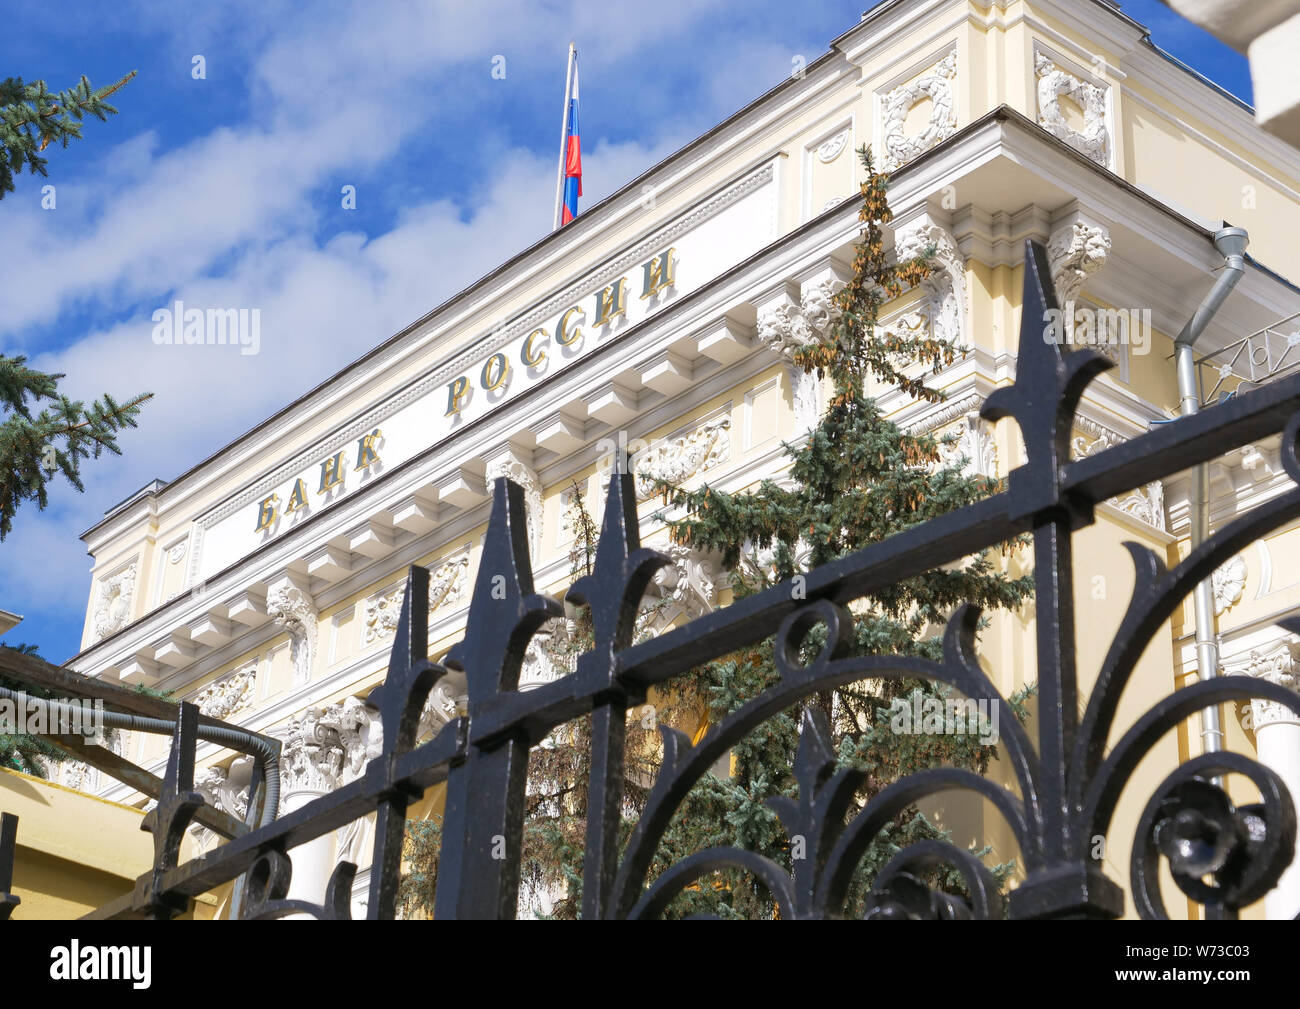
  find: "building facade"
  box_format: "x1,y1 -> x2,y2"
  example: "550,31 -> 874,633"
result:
56,0 -> 1300,919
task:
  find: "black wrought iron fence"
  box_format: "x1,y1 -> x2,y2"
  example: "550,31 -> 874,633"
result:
5,239 -> 1300,920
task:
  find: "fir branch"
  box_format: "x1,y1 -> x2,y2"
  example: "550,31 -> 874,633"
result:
0,70 -> 135,198
0,355 -> 152,538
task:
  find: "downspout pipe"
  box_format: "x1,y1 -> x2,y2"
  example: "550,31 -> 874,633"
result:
0,685 -> 281,828
1173,225 -> 1249,760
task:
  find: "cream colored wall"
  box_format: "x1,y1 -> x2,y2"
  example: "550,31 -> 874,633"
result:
1,766 -> 217,919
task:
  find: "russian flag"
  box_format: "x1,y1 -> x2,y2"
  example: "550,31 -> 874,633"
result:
561,61 -> 582,225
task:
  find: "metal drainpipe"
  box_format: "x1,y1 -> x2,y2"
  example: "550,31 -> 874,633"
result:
1173,225 -> 1249,762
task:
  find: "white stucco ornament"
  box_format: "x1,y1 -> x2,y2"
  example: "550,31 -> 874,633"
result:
1035,52 -> 1109,167
93,562 -> 137,641
881,50 -> 958,171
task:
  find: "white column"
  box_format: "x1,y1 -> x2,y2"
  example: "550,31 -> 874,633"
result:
1245,644 -> 1300,919
276,707 -> 346,913
282,788 -> 337,912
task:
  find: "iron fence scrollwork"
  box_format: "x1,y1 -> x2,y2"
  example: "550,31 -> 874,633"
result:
4,239 -> 1300,920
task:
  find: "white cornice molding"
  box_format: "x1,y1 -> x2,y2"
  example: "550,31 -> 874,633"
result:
71,112 -> 1300,675
83,1 -> 1300,563
1119,85 -> 1300,204
1120,41 -> 1300,184
80,52 -> 859,547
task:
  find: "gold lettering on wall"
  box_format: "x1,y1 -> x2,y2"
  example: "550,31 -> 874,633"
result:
318,452 -> 345,494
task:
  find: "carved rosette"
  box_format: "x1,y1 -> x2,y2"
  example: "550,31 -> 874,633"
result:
1035,52 -> 1109,166
1212,555 -> 1248,617
266,583 -> 317,686
93,562 -> 137,641
633,416 -> 731,502
364,549 -> 470,645
816,130 -> 848,164
881,50 -> 957,171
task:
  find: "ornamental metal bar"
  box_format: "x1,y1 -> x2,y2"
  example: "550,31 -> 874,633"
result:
8,238 -> 1300,920
0,813 -> 18,920
1196,309 -> 1300,404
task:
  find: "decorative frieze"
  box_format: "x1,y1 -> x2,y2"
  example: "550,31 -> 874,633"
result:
881,50 -> 958,171
1035,51 -> 1109,167
193,665 -> 257,720
519,623 -> 575,690
195,758 -> 253,822
276,696 -> 381,800
633,415 -> 732,502
1072,424 -> 1166,530
936,412 -> 997,478
1232,642 -> 1300,730
650,544 -> 718,622
757,278 -> 843,432
362,547 -> 471,646
93,562 -> 137,641
417,680 -> 463,738
1111,481 -> 1166,531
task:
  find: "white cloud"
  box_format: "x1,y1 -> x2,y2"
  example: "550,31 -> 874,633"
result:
0,0 -> 820,658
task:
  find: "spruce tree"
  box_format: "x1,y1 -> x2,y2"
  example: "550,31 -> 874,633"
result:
1,70 -> 135,199
643,147 -> 1034,916
398,147 -> 1032,918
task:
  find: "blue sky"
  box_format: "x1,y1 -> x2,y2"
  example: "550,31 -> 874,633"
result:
0,0 -> 1252,664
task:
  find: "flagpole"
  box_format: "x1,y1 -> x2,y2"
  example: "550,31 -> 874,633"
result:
553,42 -> 577,231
